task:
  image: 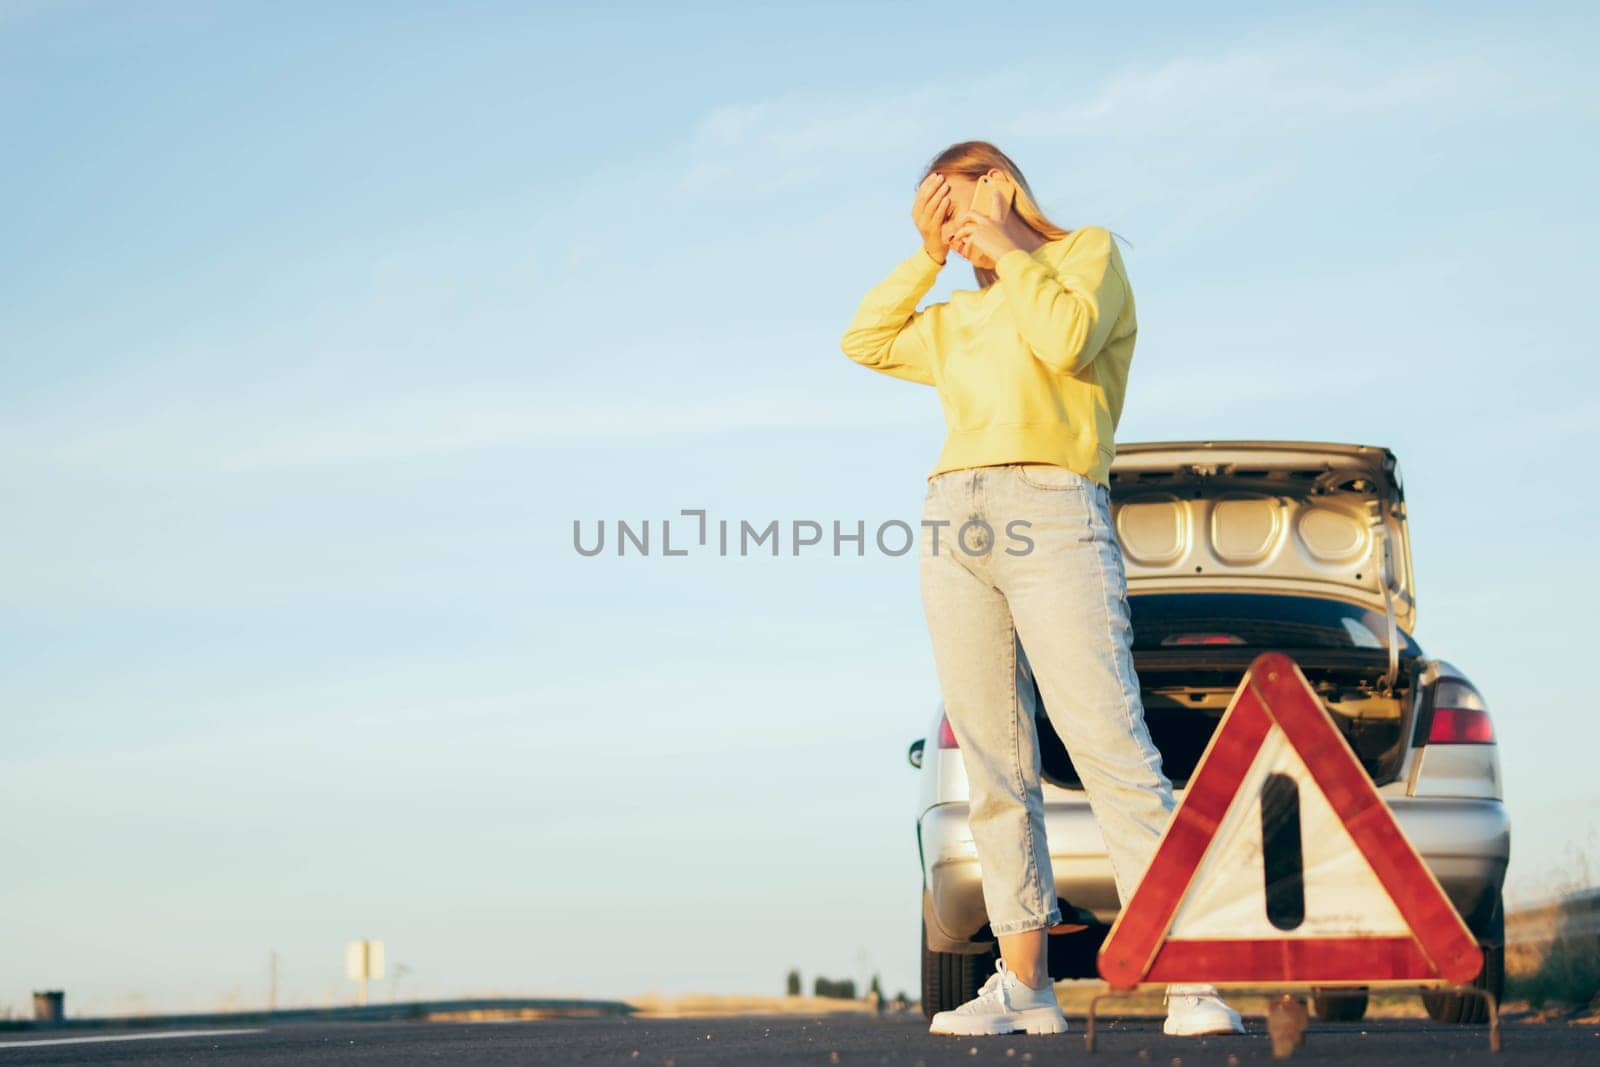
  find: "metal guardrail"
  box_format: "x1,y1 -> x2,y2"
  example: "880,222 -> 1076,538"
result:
0,997 -> 635,1033
1507,887 -> 1600,943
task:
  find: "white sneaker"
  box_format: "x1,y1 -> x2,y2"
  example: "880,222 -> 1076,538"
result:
928,958 -> 1068,1036
1163,983 -> 1246,1036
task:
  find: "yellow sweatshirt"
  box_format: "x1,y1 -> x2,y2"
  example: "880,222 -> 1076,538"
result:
839,225 -> 1136,487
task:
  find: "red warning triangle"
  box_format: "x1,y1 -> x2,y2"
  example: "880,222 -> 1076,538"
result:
1098,650 -> 1483,989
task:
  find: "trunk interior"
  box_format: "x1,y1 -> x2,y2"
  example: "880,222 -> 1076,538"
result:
1036,648 -> 1421,789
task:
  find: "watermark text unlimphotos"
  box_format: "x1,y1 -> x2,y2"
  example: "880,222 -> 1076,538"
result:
572,510 -> 1037,558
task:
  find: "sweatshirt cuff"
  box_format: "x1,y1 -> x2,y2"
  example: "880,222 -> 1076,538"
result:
994,246 -> 1038,279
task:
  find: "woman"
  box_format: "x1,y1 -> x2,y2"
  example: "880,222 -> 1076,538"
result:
839,142 -> 1245,1039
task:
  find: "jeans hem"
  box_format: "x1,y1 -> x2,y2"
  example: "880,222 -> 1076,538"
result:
988,908 -> 1062,937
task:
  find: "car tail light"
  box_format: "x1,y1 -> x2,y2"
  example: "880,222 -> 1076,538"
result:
1429,707 -> 1495,744
938,713 -> 959,749
1427,679 -> 1495,744
1160,632 -> 1246,646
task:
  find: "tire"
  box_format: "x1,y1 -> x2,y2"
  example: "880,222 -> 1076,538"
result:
1421,941 -> 1505,1024
920,918 -> 997,1019
1421,894 -> 1506,1026
1311,988 -> 1369,1022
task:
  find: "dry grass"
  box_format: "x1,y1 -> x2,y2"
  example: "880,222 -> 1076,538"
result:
1505,846 -> 1600,1011
617,984 -> 1442,1021
1506,904 -> 1600,1009
423,1007 -> 632,1023
625,994 -> 881,1019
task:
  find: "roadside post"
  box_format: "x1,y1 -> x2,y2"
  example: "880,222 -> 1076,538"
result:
31,991 -> 64,1025
345,939 -> 386,1007
1092,651 -> 1496,1056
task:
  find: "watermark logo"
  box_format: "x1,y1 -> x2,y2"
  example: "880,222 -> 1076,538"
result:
572,509 -> 1038,558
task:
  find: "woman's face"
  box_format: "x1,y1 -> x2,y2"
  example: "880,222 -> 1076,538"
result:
933,169 -> 1000,253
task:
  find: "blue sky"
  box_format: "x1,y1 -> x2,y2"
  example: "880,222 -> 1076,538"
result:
2,1 -> 1596,1015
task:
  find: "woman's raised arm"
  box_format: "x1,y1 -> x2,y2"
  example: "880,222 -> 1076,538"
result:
838,246 -> 946,386
994,226 -> 1127,377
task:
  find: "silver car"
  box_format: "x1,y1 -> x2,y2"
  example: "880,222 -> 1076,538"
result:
911,441 -> 1509,1024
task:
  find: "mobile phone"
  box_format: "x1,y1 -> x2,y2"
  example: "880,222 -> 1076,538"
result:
968,175 -> 998,217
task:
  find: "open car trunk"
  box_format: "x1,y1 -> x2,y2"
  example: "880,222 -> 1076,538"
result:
1035,441 -> 1423,790
1036,641 -> 1422,790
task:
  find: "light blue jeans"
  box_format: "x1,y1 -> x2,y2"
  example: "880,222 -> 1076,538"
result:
919,463 -> 1176,937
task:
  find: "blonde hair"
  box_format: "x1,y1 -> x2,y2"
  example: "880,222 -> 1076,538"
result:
920,140 -> 1072,288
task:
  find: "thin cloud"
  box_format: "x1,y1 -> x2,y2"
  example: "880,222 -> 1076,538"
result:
1,387 -> 934,474
1010,31 -> 1559,140
214,391 -> 929,471
4,28 -> 1579,478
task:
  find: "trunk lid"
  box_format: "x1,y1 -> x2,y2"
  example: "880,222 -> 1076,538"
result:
1107,440 -> 1416,635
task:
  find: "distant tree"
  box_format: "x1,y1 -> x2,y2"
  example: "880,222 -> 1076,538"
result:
869,973 -> 884,1012
812,976 -> 858,999
786,968 -> 801,996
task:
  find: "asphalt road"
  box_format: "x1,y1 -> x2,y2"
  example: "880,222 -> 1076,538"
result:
0,1014 -> 1592,1065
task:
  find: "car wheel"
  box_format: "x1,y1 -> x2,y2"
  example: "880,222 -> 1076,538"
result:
1311,988 -> 1369,1021
1421,894 -> 1506,1026
1421,941 -> 1505,1025
920,918 -> 996,1019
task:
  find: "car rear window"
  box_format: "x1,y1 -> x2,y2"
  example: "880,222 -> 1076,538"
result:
1127,593 -> 1423,657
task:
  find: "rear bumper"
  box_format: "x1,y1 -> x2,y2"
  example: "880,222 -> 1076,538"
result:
920,796 -> 1510,954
